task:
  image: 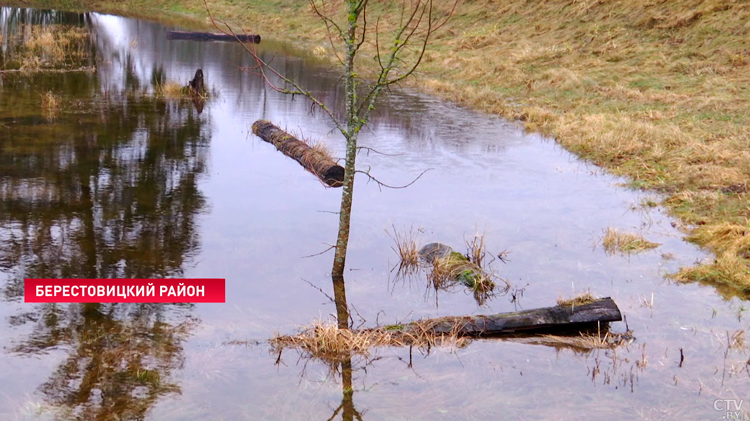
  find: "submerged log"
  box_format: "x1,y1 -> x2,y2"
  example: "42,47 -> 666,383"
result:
390,297 -> 622,337
252,120 -> 344,187
419,242 -> 493,291
166,31 -> 261,44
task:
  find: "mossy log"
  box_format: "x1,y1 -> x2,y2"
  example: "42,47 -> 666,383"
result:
419,242 -> 489,289
166,31 -> 261,43
252,120 -> 344,187
388,298 -> 622,337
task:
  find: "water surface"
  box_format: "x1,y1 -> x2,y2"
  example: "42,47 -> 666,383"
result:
1,8 -> 748,420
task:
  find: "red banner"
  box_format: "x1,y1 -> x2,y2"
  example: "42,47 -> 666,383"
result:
24,278 -> 225,303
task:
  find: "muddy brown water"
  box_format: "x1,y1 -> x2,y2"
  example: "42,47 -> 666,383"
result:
1,8 -> 748,420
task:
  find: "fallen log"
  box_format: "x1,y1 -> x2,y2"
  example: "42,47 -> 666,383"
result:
252,120 -> 344,187
270,298 -> 628,361
0,65 -> 96,74
166,30 -> 261,44
387,297 -> 622,337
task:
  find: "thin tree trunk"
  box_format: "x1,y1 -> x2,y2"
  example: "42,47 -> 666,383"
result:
331,1 -> 361,281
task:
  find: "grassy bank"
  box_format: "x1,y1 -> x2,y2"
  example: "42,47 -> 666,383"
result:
11,0 -> 750,297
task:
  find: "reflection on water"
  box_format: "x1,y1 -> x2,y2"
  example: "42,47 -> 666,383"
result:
1,8 -> 206,419
13,302 -> 193,420
1,6 -> 749,421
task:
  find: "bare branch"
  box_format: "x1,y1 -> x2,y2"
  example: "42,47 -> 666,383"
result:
355,168 -> 433,191
354,0 -> 370,53
203,0 -> 348,138
301,245 -> 337,258
310,0 -> 346,66
301,278 -> 336,303
356,146 -> 403,157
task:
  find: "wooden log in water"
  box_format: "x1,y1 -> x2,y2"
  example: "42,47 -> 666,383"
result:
166,31 -> 261,44
252,120 -> 344,187
391,298 -> 622,337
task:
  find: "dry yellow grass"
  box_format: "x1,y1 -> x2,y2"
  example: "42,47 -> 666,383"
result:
20,0 -> 750,295
389,226 -> 421,277
306,139 -> 333,159
156,80 -> 188,99
514,330 -> 634,352
673,223 -> 750,294
465,232 -> 487,267
271,318 -> 631,361
602,228 -> 660,255
557,291 -> 597,308
15,24 -> 90,71
40,91 -> 61,119
270,319 -> 469,362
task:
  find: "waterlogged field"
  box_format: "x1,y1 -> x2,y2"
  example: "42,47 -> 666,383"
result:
0,8 -> 749,420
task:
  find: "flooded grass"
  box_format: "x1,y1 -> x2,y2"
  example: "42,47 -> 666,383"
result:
40,91 -> 61,119
465,231 -> 488,267
428,252 -> 496,298
3,6 -> 750,420
270,319 -> 469,362
673,222 -> 750,293
514,330 -> 634,352
389,226 -> 422,278
156,80 -> 190,99
58,0 -> 750,295
391,235 -> 510,304
602,227 -> 660,255
4,24 -> 92,72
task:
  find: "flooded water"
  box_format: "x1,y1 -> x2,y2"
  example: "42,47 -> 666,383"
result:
1,8 -> 749,420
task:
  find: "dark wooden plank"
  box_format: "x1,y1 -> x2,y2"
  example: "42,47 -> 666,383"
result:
166,31 -> 261,44
396,297 -> 622,337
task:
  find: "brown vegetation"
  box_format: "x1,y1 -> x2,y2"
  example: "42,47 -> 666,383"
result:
19,0 -> 750,295
270,319 -> 468,362
389,226 -> 422,277
602,228 -> 660,255
9,24 -> 91,72
557,291 -> 597,308
271,316 -> 631,362
40,91 -> 61,119
155,81 -> 189,99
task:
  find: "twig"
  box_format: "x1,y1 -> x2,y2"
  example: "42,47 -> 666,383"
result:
301,245 -> 337,258
356,146 -> 403,157
356,168 -> 432,191
301,278 -> 335,303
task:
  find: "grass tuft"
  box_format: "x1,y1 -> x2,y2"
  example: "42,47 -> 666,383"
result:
270,319 -> 468,362
465,232 -> 487,267
602,227 -> 660,255
14,25 -> 91,72
40,91 -> 61,119
389,226 -> 422,278
428,251 -> 499,303
156,81 -> 190,99
557,291 -> 596,307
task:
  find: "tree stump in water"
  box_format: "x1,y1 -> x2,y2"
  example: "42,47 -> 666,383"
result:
252,120 -> 344,187
188,69 -> 205,96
